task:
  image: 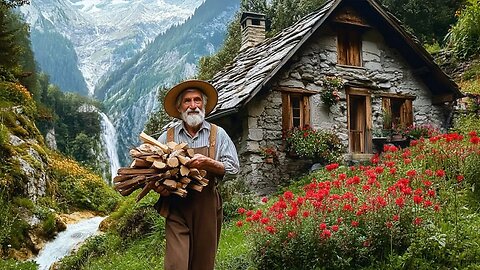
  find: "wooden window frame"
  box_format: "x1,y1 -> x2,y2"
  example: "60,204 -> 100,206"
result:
382,96 -> 414,130
281,89 -> 312,132
337,27 -> 363,67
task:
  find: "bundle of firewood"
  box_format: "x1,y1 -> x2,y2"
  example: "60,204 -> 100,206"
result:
113,132 -> 209,202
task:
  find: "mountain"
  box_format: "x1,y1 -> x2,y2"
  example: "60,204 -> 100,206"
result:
96,0 -> 239,165
20,0 -> 206,95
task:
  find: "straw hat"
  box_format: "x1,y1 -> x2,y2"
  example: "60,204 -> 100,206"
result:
163,80 -> 218,119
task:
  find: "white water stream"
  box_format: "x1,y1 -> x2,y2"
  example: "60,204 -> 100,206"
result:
99,112 -> 120,184
33,216 -> 105,270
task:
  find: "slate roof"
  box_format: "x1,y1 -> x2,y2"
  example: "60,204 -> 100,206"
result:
208,0 -> 461,120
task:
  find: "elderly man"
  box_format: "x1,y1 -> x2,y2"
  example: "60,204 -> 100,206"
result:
153,79 -> 239,270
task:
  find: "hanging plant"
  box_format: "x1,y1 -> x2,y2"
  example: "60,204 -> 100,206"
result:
320,76 -> 344,108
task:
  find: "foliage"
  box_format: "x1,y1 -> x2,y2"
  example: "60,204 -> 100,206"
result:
446,0 -> 480,59
197,14 -> 242,80
378,0 -> 463,45
403,124 -> 440,139
0,258 -> 37,270
236,131 -> 480,269
56,233 -> 117,270
320,76 -> 343,108
58,193 -> 165,269
285,126 -> 344,164
49,153 -> 120,213
218,179 -> 258,222
452,113 -> 480,135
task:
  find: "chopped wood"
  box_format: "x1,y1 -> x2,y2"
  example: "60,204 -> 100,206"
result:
163,179 -> 177,190
167,157 -> 179,168
139,132 -> 170,154
179,177 -> 191,184
174,142 -> 188,150
166,141 -> 178,150
152,160 -> 167,170
180,165 -> 190,176
117,168 -> 159,175
113,174 -> 135,183
115,133 -> 211,203
136,181 -> 156,202
131,158 -> 152,168
177,155 -> 190,165
188,183 -> 204,192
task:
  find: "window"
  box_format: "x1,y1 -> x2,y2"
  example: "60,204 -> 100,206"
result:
382,97 -> 413,130
282,92 -> 311,131
337,28 -> 362,67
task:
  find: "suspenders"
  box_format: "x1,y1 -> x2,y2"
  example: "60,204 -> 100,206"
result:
167,123 -> 217,159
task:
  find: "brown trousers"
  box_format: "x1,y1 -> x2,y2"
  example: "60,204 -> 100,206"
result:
163,146 -> 223,270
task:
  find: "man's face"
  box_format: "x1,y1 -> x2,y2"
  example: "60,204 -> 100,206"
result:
178,89 -> 205,128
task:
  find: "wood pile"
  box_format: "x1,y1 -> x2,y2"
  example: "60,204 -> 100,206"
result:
113,132 -> 209,202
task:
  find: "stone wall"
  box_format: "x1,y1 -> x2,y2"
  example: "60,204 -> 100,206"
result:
234,26 -> 451,195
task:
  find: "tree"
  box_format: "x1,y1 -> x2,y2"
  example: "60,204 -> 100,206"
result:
378,0 -> 464,45
445,0 -> 480,59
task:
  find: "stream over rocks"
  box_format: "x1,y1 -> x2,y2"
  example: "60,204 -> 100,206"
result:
33,216 -> 105,270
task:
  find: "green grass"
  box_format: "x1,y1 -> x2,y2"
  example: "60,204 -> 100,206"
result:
81,236 -> 165,270
216,222 -> 253,270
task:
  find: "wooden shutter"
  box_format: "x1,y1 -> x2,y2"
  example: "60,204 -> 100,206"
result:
382,98 -> 392,129
302,96 -> 310,127
337,30 -> 347,65
400,99 -> 413,127
348,31 -> 361,66
282,93 -> 292,132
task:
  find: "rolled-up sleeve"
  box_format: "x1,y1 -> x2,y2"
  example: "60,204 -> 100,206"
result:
216,127 -> 240,175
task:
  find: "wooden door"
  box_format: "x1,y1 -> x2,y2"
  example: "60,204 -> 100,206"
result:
347,88 -> 372,153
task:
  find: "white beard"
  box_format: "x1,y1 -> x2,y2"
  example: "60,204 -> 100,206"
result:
181,107 -> 205,128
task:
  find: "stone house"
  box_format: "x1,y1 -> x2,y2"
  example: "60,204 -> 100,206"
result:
206,0 -> 462,194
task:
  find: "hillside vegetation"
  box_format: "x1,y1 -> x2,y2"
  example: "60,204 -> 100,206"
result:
66,0 -> 480,270
0,1 -> 120,268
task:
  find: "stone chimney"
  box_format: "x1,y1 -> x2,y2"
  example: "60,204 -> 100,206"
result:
240,12 -> 266,51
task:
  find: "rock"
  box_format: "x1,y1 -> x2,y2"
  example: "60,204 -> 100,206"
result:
9,134 -> 25,146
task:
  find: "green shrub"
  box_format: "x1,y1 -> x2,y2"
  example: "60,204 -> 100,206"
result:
452,113 -> 480,135
0,259 -> 37,270
446,0 -> 480,59
285,126 -> 345,164
57,233 -> 118,270
219,179 -> 257,222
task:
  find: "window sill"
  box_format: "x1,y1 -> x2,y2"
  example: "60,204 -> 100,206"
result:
336,64 -> 366,71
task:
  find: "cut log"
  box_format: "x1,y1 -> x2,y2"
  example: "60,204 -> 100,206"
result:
179,177 -> 191,184
166,141 -> 178,150
186,148 -> 195,158
172,188 -> 187,197
167,157 -> 179,168
174,142 -> 188,150
199,169 -> 207,178
177,155 -> 190,165
152,160 -> 167,170
180,165 -> 190,177
136,181 -> 156,202
139,132 -> 170,154
113,174 -> 135,183
114,175 -> 146,191
163,179 -> 177,190
117,168 -> 159,175
188,183 -> 204,192
131,158 -> 152,168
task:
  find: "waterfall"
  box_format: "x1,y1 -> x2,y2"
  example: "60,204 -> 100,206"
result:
33,216 -> 105,270
99,112 -> 120,184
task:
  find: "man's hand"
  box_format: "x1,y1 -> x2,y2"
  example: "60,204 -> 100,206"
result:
187,153 -> 225,176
